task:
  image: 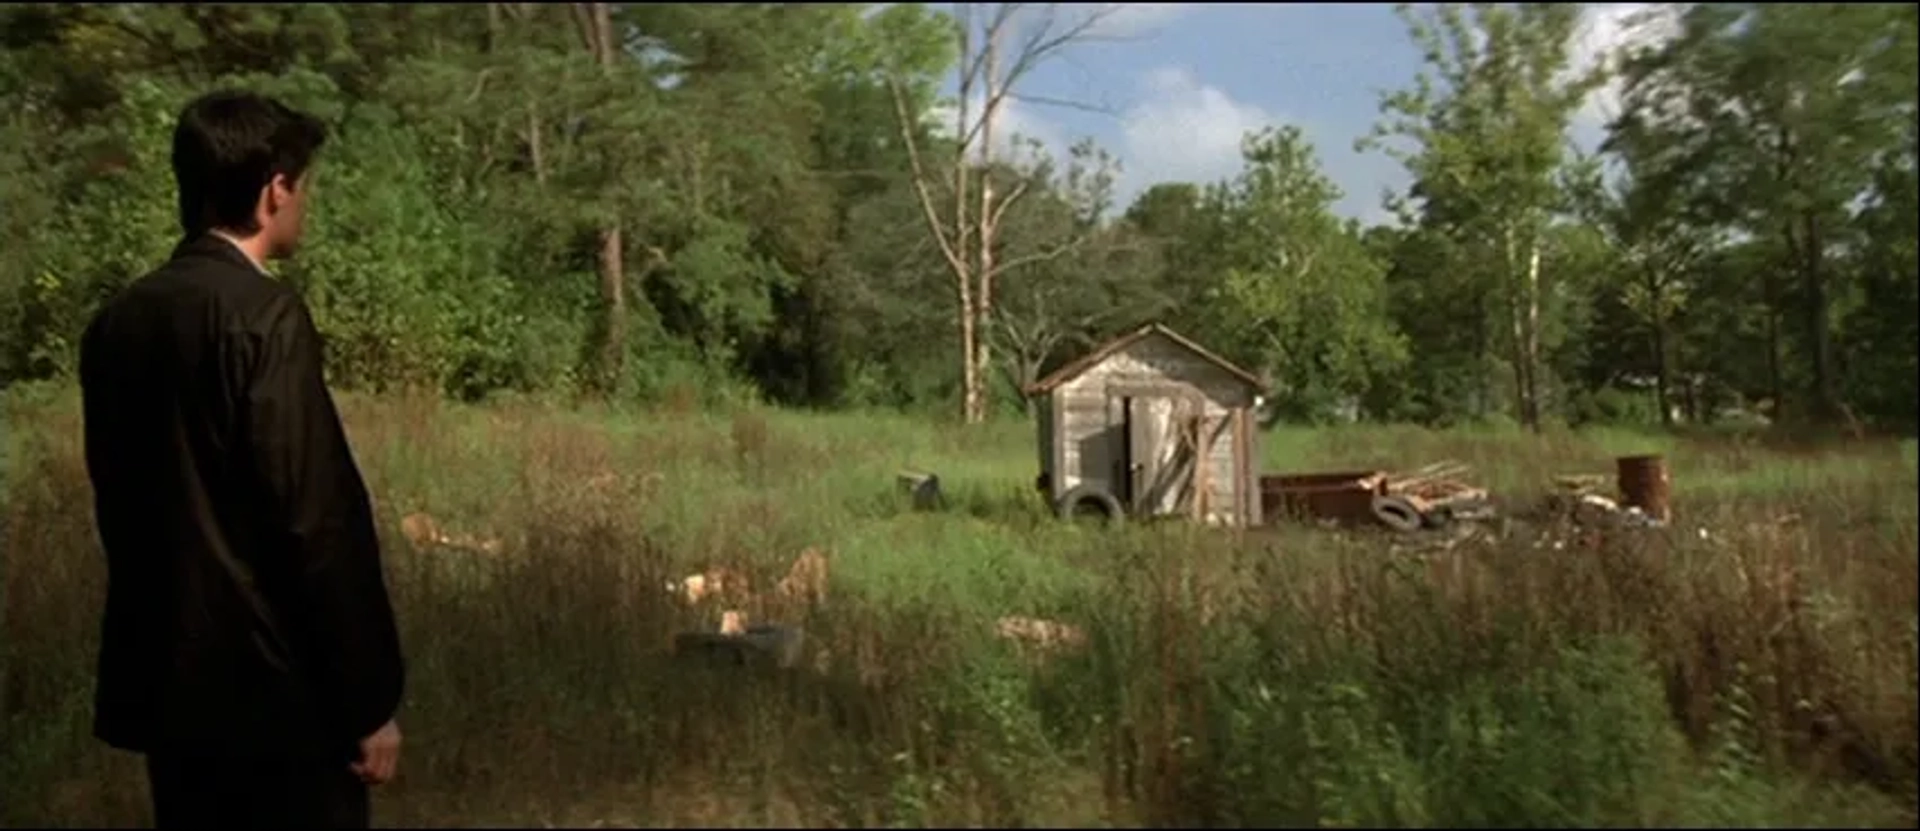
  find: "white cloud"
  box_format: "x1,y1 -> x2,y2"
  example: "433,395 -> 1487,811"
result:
1087,3 -> 1203,39
918,3 -> 1202,39
1117,66 -> 1279,199
920,3 -> 1210,169
1568,3 -> 1683,140
926,92 -> 1066,168
908,5 -> 1226,210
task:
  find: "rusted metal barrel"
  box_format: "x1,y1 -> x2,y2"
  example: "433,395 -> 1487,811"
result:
1616,455 -> 1671,522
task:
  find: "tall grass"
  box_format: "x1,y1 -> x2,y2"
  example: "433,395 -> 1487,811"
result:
3,384 -> 1915,827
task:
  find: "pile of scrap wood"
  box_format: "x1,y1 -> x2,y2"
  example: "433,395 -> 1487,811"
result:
1370,460 -> 1494,532
1547,473 -> 1663,528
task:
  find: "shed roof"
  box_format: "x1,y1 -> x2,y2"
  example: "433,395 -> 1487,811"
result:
1022,322 -> 1270,397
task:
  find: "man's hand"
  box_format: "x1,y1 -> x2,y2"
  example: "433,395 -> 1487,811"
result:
350,719 -> 402,785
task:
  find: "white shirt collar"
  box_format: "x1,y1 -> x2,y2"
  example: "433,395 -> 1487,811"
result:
209,229 -> 273,277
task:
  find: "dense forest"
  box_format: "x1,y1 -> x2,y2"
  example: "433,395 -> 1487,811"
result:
2,3 -> 1914,432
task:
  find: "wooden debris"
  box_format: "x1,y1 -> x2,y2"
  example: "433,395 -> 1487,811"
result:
1552,473 -> 1609,494
1382,460 -> 1491,525
775,546 -> 831,608
1572,493 -> 1622,527
666,565 -> 754,606
667,546 -> 830,638
1386,460 -> 1471,490
399,511 -> 504,555
994,616 -> 1088,655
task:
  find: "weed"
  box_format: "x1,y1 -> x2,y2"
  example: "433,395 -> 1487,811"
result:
3,388 -> 1914,827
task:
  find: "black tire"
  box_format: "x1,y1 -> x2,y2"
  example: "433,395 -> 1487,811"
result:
1371,494 -> 1424,533
1056,484 -> 1126,526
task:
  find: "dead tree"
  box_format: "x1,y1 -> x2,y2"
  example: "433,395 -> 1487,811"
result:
887,3 -> 1124,424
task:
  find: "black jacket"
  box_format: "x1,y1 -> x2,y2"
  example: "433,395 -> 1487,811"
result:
77,232 -> 404,761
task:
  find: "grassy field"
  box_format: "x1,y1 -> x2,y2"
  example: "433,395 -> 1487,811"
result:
3,382 -> 1916,828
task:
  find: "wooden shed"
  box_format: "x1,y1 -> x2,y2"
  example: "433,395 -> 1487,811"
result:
1023,323 -> 1269,527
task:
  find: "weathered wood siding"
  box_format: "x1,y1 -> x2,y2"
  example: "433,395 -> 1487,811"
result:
1046,332 -> 1259,525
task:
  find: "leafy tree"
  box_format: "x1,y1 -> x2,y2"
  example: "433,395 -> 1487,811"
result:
1205,126 -> 1406,422
1364,2 -> 1606,431
0,1 -> 1911,436
1614,2 -> 1915,425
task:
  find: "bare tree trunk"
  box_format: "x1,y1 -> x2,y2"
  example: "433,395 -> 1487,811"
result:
1652,317 -> 1672,427
885,2 -> 1120,425
1502,224 -> 1533,430
958,281 -> 980,424
599,227 -> 625,377
1508,304 -> 1527,425
1521,235 -> 1543,432
886,74 -> 975,425
1649,267 -> 1673,427
971,21 -> 1003,425
951,6 -> 980,424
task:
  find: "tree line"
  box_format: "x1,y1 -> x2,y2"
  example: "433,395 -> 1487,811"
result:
2,3 -> 1913,432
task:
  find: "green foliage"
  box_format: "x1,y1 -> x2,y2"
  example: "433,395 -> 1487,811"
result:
1614,2 -> 1918,427
1362,3 -> 1609,431
1205,126 -> 1408,422
6,3 -> 1915,824
15,394 -> 1914,825
0,1 -> 1913,428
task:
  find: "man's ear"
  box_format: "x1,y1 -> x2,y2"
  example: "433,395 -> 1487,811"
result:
265,173 -> 294,213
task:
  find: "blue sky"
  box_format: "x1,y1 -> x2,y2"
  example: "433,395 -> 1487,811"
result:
939,3 -> 1650,224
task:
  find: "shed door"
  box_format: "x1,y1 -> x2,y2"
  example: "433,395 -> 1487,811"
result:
1124,397 -> 1158,512
1125,396 -> 1199,516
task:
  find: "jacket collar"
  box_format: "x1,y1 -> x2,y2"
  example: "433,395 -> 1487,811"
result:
170,231 -> 274,277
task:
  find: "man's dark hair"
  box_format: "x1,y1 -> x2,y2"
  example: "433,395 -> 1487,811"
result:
171,90 -> 328,237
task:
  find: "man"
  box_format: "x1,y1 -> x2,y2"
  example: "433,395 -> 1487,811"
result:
77,90 -> 405,829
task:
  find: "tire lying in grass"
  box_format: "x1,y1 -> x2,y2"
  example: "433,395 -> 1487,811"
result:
1056,484 -> 1126,527
1371,494 -> 1425,533
674,625 -> 808,672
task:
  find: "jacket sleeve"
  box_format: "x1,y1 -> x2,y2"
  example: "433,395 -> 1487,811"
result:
243,291 -> 405,745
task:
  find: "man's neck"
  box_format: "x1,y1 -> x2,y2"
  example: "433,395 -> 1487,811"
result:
208,228 -> 272,276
